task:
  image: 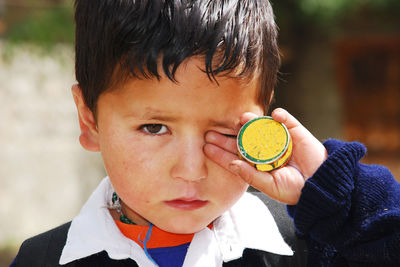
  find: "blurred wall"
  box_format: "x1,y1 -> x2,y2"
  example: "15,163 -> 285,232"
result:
0,44 -> 104,254
0,1 -> 399,264
272,1 -> 400,179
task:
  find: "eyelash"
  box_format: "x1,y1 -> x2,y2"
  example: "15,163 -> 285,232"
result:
139,124 -> 236,138
139,124 -> 169,135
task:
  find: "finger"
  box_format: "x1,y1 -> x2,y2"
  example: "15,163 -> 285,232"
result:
239,112 -> 259,126
204,143 -> 239,172
271,107 -> 313,144
271,108 -> 302,130
229,160 -> 280,200
205,131 -> 237,154
272,108 -> 327,178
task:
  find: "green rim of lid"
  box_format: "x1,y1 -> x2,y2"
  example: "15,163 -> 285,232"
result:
237,116 -> 290,164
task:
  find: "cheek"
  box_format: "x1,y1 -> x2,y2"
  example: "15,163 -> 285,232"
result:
100,128 -> 149,172
209,164 -> 249,204
227,175 -> 249,200
100,133 -> 165,192
108,152 -> 161,206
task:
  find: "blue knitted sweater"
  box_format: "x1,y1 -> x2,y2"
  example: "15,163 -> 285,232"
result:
289,139 -> 400,266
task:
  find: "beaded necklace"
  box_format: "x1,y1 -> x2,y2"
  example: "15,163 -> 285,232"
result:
111,192 -> 136,225
110,192 -> 157,265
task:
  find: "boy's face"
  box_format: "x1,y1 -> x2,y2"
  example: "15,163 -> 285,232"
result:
75,59 -> 264,234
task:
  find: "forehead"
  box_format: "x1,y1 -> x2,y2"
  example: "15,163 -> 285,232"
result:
98,59 -> 263,125
110,55 -> 262,95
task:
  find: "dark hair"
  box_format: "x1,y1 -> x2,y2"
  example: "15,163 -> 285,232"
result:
74,0 -> 280,113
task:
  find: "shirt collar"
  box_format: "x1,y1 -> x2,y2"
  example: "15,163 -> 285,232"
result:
60,177 -> 292,266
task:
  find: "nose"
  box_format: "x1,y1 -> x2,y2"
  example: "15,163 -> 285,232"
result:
170,136 -> 208,182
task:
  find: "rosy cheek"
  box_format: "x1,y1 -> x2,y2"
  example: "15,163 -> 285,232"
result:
219,171 -> 248,199
118,140 -> 148,168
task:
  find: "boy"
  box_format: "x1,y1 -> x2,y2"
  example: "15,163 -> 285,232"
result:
12,0 -> 400,266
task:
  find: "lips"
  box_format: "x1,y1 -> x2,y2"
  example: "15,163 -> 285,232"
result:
164,198 -> 209,211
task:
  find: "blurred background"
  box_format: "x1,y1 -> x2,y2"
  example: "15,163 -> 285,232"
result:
0,0 -> 399,264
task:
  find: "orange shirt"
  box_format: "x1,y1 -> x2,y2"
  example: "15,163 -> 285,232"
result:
115,220 -> 213,249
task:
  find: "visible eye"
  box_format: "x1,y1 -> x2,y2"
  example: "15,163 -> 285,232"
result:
140,124 -> 169,135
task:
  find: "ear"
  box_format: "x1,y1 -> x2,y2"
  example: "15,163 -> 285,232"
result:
72,84 -> 100,152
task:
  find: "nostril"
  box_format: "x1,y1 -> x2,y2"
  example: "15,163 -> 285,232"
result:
170,162 -> 208,182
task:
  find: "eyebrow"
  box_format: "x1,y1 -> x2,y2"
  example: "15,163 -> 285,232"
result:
133,107 -> 238,130
138,108 -> 179,122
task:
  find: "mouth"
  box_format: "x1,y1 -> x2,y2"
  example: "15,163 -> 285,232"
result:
164,198 -> 209,211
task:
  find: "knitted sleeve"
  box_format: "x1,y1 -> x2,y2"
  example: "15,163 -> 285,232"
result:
288,139 -> 400,265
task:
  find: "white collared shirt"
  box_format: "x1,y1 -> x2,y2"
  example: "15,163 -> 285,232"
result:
60,177 -> 292,266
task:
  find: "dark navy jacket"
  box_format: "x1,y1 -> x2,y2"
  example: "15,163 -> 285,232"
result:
12,193 -> 307,267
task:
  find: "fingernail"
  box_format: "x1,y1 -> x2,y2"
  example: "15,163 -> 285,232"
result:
229,163 -> 240,174
272,108 -> 283,117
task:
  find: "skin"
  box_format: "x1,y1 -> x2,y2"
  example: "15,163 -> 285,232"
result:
72,58 -> 327,234
205,110 -> 327,204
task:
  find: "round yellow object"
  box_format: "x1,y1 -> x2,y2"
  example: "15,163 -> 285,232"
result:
255,138 -> 292,171
237,116 -> 291,171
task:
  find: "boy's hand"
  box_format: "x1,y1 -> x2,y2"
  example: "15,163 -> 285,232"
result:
204,108 -> 327,205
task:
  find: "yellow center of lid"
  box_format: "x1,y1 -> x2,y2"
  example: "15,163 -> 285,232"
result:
241,118 -> 288,162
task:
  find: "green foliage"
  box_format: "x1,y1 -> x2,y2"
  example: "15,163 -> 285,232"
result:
4,3 -> 74,49
271,0 -> 400,24
298,0 -> 400,19
2,0 -> 399,50
298,0 -> 351,18
272,0 -> 400,38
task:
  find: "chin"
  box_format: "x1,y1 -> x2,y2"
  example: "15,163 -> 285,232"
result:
159,218 -> 212,234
